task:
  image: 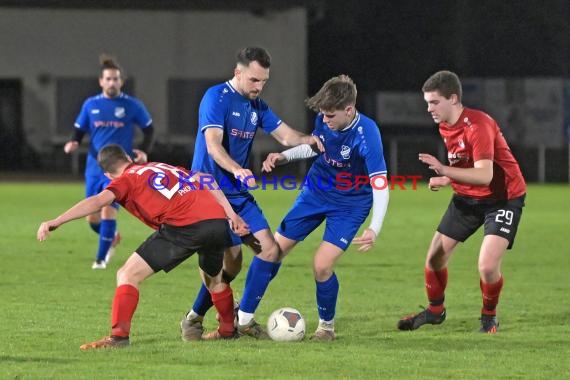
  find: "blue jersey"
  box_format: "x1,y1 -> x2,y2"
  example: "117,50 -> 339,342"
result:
305,111 -> 387,206
74,93 -> 152,176
191,81 -> 282,197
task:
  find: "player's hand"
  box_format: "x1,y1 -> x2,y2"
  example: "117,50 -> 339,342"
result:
229,214 -> 249,236
63,141 -> 79,154
310,135 -> 325,152
262,153 -> 285,173
133,149 -> 148,164
352,228 -> 376,252
428,176 -> 451,191
37,220 -> 59,242
233,168 -> 256,188
419,153 -> 446,175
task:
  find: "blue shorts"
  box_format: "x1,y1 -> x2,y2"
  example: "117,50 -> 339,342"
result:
228,194 -> 270,246
277,192 -> 370,251
85,174 -> 120,209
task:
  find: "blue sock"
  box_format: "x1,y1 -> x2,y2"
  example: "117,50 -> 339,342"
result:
96,219 -> 116,262
270,261 -> 282,280
316,272 -> 339,321
239,256 -> 275,313
192,283 -> 214,316
89,222 -> 100,234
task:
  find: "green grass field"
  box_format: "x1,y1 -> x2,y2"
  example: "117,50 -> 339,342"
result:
1,182 -> 569,379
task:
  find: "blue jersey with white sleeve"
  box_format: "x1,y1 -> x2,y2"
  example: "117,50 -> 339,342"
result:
74,92 -> 152,177
305,111 -> 387,206
191,81 -> 282,197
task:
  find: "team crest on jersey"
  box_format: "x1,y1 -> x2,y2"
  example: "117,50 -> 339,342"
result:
458,139 -> 465,149
340,145 -> 351,159
114,107 -> 126,118
250,111 -> 258,125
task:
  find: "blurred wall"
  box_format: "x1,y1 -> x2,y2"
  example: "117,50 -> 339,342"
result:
0,7 -> 307,152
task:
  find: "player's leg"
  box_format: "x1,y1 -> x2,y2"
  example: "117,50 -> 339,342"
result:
80,252 -> 155,350
89,175 -> 119,269
182,245 -> 241,341
478,195 -> 525,333
236,227 -> 280,339
477,235 -> 508,333
310,241 -> 344,341
198,234 -> 240,340
82,225 -> 201,350
309,208 -> 367,341
398,195 -> 481,331
274,232 -> 299,259
91,204 -> 118,268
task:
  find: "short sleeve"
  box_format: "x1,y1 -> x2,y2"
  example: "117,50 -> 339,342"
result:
133,99 -> 153,128
73,100 -> 90,131
199,88 -> 227,132
468,120 -> 495,161
359,124 -> 387,177
257,99 -> 282,134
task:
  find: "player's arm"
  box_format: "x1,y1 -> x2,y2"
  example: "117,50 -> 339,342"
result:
419,153 -> 493,185
261,144 -> 318,173
191,171 -> 249,236
270,123 -> 324,151
352,177 -> 389,252
204,128 -> 256,187
37,190 -> 116,241
133,125 -> 155,163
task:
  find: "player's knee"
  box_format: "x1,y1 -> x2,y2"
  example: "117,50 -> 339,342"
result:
116,265 -> 140,286
260,241 -> 280,262
313,265 -> 333,282
478,262 -> 498,280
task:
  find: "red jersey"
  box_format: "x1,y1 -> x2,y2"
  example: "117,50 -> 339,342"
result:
439,108 -> 526,200
106,162 -> 227,229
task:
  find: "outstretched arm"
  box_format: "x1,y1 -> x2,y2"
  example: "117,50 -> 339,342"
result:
37,190 -> 116,241
261,144 -> 318,173
271,123 -> 324,151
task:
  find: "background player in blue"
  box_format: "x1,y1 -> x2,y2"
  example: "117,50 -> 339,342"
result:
262,75 -> 390,341
181,47 -> 322,340
63,54 -> 154,269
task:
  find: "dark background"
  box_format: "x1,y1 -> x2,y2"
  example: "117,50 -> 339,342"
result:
1,0 -> 567,92
0,0 -> 568,179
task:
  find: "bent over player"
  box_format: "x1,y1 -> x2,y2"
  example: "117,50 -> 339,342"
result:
38,144 -> 248,349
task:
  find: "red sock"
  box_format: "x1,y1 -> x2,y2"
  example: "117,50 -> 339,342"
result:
210,285 -> 235,337
480,277 -> 503,316
111,284 -> 140,337
425,267 -> 448,314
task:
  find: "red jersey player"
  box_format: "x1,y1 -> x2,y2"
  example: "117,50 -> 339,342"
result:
37,144 -> 249,349
397,71 -> 526,334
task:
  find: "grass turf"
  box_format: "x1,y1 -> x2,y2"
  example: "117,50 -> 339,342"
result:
1,182 -> 568,379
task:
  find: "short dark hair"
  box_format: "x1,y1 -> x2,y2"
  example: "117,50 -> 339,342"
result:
422,70 -> 462,101
236,47 -> 271,68
99,53 -> 124,78
97,144 -> 130,173
305,75 -> 357,112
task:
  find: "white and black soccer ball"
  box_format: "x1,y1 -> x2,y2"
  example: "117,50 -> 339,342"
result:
267,307 -> 306,342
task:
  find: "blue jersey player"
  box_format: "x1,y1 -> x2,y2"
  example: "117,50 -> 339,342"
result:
63,55 -> 154,270
181,47 -> 321,340
262,75 -> 390,340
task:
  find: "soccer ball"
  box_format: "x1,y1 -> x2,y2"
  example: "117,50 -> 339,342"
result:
267,307 -> 306,342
